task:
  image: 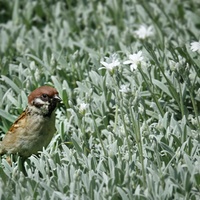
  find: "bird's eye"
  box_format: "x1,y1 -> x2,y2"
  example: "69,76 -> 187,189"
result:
41,94 -> 49,101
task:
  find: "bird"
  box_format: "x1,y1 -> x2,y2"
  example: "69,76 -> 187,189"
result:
0,85 -> 61,161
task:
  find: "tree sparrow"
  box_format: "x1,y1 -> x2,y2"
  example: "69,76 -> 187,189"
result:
0,86 -> 61,160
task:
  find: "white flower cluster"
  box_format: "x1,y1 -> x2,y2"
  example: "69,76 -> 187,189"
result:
100,51 -> 145,72
99,24 -> 154,73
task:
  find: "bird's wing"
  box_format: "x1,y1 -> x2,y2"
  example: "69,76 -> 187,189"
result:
7,111 -> 27,134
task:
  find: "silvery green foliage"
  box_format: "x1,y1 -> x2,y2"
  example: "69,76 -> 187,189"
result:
0,0 -> 200,199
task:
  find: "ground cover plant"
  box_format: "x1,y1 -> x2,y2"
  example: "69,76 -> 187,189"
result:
0,0 -> 200,199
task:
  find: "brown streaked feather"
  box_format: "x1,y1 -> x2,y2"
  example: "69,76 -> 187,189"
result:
8,111 -> 27,134
0,110 -> 28,155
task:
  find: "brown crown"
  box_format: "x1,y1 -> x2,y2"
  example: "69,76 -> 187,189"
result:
28,86 -> 59,104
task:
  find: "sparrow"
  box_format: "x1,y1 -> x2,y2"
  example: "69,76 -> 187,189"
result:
0,85 -> 61,160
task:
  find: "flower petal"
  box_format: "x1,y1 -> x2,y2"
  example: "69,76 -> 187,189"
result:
123,60 -> 133,64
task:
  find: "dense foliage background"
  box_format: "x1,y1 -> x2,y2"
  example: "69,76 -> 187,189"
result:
0,0 -> 200,199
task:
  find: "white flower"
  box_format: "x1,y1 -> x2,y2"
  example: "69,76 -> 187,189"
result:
134,25 -> 154,39
99,53 -> 120,72
79,102 -> 88,114
123,51 -> 145,71
119,84 -> 130,93
190,41 -> 200,53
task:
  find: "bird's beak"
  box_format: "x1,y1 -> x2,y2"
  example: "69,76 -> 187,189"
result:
53,94 -> 62,103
